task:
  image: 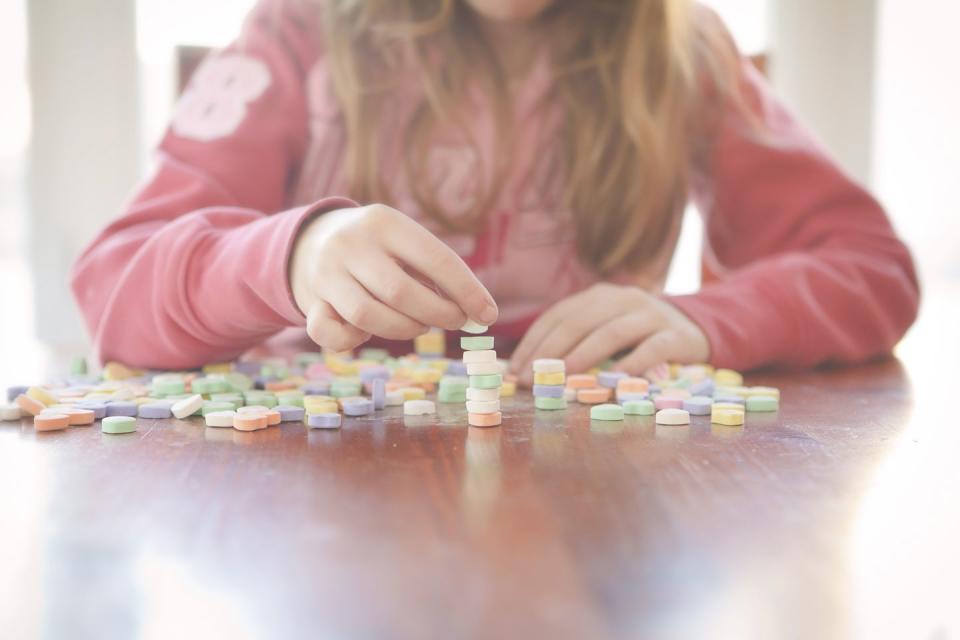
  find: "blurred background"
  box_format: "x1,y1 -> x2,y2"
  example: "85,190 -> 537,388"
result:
0,0 -> 958,386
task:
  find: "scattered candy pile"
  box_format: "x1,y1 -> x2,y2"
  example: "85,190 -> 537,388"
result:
0,329 -> 778,435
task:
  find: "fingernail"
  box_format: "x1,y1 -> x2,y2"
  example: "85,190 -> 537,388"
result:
479,305 -> 498,325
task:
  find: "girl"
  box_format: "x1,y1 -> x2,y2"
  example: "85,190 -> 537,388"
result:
71,0 -> 919,384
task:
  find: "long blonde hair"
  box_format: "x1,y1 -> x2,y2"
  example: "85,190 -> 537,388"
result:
316,0 -> 740,274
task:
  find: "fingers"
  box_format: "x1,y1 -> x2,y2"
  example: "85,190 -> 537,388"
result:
325,276 -> 430,339
384,216 -> 498,326
349,256 -> 467,331
305,300 -> 371,352
509,294 -> 587,376
563,312 -> 659,374
613,330 -> 678,375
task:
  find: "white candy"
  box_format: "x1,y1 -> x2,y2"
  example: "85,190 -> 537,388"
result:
385,391 -> 405,406
460,320 -> 488,334
403,399 -> 436,416
466,362 -> 500,375
205,410 -> 236,428
171,394 -> 204,419
466,400 -> 500,414
563,387 -> 578,402
237,405 -> 269,414
466,387 -> 500,401
462,350 -> 496,364
532,358 -> 566,373
655,408 -> 690,425
0,404 -> 23,421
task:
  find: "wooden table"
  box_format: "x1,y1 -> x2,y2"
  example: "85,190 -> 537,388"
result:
1,358 -> 957,639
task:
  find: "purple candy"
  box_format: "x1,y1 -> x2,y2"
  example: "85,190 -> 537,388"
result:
234,361 -> 262,376
689,379 -> 715,397
597,371 -> 628,389
342,398 -> 373,416
682,396 -> 714,415
532,384 -> 565,398
648,384 -> 661,395
7,385 -> 29,403
138,402 -> 173,419
359,366 -> 390,383
714,394 -> 746,405
445,361 -> 468,377
105,401 -> 138,417
617,392 -> 649,404
77,401 -> 108,419
275,405 -> 306,422
372,379 -> 386,410
301,382 -> 330,396
307,413 -> 341,429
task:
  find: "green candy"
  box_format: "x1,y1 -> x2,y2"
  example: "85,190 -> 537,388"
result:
623,400 -> 655,416
746,395 -> 779,412
153,380 -> 186,396
359,348 -> 390,362
437,389 -> 467,403
70,356 -> 88,376
294,351 -> 324,368
460,336 -> 494,351
534,396 -> 567,411
225,372 -> 253,392
276,392 -> 305,407
201,401 -> 236,416
469,374 -> 502,389
101,416 -> 136,434
590,403 -> 624,421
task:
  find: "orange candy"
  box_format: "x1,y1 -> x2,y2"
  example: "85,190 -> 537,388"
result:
566,374 -> 598,390
34,413 -> 70,432
15,394 -> 46,416
468,411 -> 502,428
577,388 -> 612,404
264,410 -> 282,426
616,377 -> 649,394
233,414 -> 267,432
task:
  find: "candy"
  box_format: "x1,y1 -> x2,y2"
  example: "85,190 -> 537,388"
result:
1,404 -> 23,421
460,320 -> 488,334
26,386 -> 58,406
465,361 -> 500,375
35,413 -> 70,432
590,404 -> 624,421
468,411 -> 502,427
234,413 -> 267,431
745,395 -> 779,412
532,384 -> 565,398
713,395 -> 745,405
105,401 -> 138,417
534,396 -> 567,411
275,405 -> 306,422
138,403 -> 173,419
171,394 -> 204,419
711,408 -> 745,426
307,413 -> 341,429
466,387 -> 500,401
465,400 -> 500,414
533,371 -> 565,386
500,381 -> 516,397
532,359 -> 565,373
76,401 -> 107,419
623,400 -> 655,416
460,336 -> 494,351
398,387 -> 427,401
660,387 -> 691,399
403,400 -> 436,416
384,391 -> 405,406
7,385 -> 29,403
468,374 -> 502,389
204,410 -> 236,427
616,377 -> 649,394
462,350 -> 496,364
682,396 -> 713,415
15,394 -> 45,416
747,386 -> 780,399
201,401 -> 236,416
714,368 -> 743,387
264,410 -> 282,426
102,416 -> 137,434
371,379 -> 386,410
597,371 -> 627,389
342,398 -> 374,416
616,392 -> 648,403
653,396 -> 683,410
655,408 -> 690,425
576,388 -> 611,404
712,402 -> 745,413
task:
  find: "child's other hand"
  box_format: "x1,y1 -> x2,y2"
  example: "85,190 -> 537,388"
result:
509,283 -> 709,385
290,204 -> 498,352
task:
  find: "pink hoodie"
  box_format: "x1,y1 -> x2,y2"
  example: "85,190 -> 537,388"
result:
71,0 -> 919,370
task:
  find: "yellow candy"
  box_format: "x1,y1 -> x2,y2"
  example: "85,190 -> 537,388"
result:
414,331 -> 445,354
427,359 -> 451,371
711,408 -> 745,426
398,387 -> 426,401
304,401 -> 339,415
102,361 -> 136,381
533,371 -> 566,386
202,362 -> 232,374
500,381 -> 516,397
412,369 -> 442,384
26,386 -> 58,407
712,402 -> 745,413
714,368 -> 743,387
746,386 -> 780,399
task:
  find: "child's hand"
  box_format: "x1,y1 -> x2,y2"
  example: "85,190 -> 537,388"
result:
509,283 -> 709,385
290,204 -> 498,351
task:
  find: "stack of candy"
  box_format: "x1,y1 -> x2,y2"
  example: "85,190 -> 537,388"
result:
461,322 -> 502,427
532,359 -> 567,411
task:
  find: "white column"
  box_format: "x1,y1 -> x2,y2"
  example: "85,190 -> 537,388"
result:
26,0 -> 141,347
768,0 -> 879,185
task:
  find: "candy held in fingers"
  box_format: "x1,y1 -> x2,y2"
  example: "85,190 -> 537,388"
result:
460,320 -> 489,334
468,411 -> 502,427
102,416 -> 137,434
655,408 -> 690,425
